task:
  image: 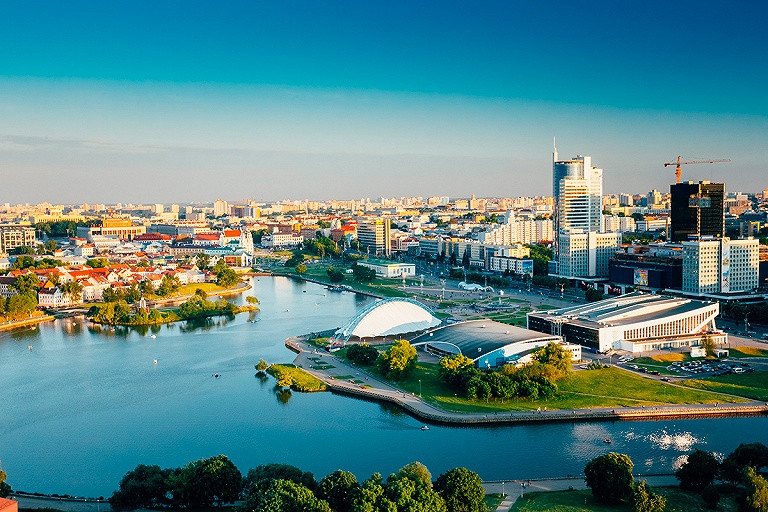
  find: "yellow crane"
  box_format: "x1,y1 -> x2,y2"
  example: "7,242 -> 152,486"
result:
664,156 -> 730,184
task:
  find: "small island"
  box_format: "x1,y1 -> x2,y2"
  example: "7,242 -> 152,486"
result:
87,288 -> 260,326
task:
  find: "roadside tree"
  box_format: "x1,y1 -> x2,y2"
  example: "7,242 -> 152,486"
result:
250,479 -> 331,512
584,452 -> 634,502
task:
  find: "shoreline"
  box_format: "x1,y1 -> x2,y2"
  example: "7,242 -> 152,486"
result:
286,336 -> 768,426
0,314 -> 55,332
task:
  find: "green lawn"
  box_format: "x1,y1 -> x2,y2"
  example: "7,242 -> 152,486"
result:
511,487 -> 739,512
267,364 -> 327,392
728,346 -> 768,358
385,364 -> 745,414
680,371 -> 768,401
484,494 -> 505,511
177,283 -> 228,295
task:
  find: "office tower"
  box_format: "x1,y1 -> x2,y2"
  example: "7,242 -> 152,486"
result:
670,181 -> 725,242
552,143 -> 603,236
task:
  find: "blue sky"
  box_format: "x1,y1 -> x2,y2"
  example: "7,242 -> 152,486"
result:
1,1 -> 766,204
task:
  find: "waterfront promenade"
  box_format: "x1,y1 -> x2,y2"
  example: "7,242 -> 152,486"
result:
288,336 -> 768,426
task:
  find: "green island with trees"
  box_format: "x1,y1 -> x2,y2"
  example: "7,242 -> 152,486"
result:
88,288 -> 260,326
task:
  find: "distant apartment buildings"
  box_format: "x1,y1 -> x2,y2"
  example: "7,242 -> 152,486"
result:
0,224 -> 36,254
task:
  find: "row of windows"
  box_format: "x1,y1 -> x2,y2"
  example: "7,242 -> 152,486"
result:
624,311 -> 713,340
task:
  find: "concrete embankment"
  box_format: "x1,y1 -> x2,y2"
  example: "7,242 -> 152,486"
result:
286,337 -> 768,427
275,273 -> 385,299
0,315 -> 54,332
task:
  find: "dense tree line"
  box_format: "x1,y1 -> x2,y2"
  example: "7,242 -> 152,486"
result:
438,342 -> 572,401
722,301 -> 768,326
584,442 -> 768,511
109,458 -> 487,512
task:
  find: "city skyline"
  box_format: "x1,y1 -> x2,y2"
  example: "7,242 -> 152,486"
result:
1,1 -> 766,204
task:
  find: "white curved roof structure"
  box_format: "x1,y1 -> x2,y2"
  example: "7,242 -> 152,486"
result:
334,298 -> 441,342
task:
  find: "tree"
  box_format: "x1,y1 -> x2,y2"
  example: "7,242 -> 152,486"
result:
378,339 -> 417,381
87,258 -> 109,268
584,452 -> 634,503
397,462 -> 432,486
0,462 -> 11,498
296,263 -> 307,274
157,275 -> 182,297
318,470 -> 359,512
632,481 -> 666,512
11,273 -> 40,296
701,334 -> 716,358
532,342 -> 573,377
585,287 -> 605,302
255,359 -> 269,373
168,455 -> 242,508
196,252 -> 211,270
243,464 -> 318,496
251,479 -> 331,512
11,245 -> 34,255
346,343 -> 379,365
246,296 -> 261,306
352,264 -> 376,283
434,467 -> 486,512
718,454 -> 744,489
676,449 -> 719,490
731,442 -> 768,471
60,280 -> 84,303
5,293 -> 37,319
44,239 -> 57,253
217,267 -> 240,288
701,484 -> 720,510
109,464 -> 171,511
744,466 -> 768,512
384,472 -> 446,512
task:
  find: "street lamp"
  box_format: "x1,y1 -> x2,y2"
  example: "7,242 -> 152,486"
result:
419,379 -> 422,397
502,482 -> 505,495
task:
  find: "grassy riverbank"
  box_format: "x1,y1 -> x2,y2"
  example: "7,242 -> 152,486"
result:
331,349 -> 745,412
512,487 -> 740,512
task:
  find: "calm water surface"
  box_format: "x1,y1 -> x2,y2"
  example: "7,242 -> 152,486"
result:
2,277 -> 767,496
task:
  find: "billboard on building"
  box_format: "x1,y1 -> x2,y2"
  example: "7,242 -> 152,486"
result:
634,269 -> 649,286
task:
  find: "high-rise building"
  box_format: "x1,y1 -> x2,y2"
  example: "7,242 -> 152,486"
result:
681,237 -> 759,295
213,199 -> 229,217
552,144 -> 602,236
357,218 -> 391,257
670,181 -> 725,242
551,141 -> 613,278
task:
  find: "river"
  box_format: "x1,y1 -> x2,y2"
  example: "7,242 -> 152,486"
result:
1,276 -> 767,497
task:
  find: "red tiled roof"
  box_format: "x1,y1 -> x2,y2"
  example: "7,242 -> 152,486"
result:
0,497 -> 18,512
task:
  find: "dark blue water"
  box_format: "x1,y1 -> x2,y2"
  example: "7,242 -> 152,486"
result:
1,276 -> 767,497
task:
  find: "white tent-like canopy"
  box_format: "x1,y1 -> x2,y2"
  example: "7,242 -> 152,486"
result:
334,298 -> 441,342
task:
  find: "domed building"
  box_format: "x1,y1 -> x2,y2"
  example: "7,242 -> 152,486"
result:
332,298 -> 442,344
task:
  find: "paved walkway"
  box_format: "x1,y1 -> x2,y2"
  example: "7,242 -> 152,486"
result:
289,337 -> 768,426
11,495 -> 111,512
481,474 -> 679,511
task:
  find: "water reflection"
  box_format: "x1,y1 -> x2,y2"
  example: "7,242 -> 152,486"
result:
275,387 -> 292,405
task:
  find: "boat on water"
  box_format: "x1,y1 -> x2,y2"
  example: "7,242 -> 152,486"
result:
603,439 -> 611,444
421,425 -> 430,431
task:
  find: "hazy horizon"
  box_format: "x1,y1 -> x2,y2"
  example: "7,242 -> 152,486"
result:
1,1 -> 766,204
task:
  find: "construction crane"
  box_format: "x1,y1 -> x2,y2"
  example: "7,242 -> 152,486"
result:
664,155 -> 730,184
